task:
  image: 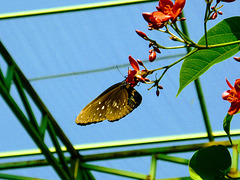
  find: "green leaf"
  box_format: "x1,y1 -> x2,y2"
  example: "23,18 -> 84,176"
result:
178,16 -> 240,95
223,113 -> 233,145
189,145 -> 232,180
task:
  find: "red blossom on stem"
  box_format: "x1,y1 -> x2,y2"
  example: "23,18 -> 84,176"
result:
135,30 -> 148,39
142,0 -> 186,29
222,78 -> 240,115
126,56 -> 150,87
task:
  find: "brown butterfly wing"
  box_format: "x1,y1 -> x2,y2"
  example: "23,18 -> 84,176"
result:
107,83 -> 142,121
75,82 -> 122,125
75,81 -> 142,125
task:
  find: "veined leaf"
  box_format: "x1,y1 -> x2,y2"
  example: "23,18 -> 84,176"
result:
178,16 -> 240,95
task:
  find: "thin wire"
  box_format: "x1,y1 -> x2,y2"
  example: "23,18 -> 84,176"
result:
28,53 -> 185,82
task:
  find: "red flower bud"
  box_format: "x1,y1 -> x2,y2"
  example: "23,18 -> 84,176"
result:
180,17 -> 186,21
137,59 -> 144,66
210,12 -> 217,20
149,42 -> 153,48
135,30 -> 148,39
218,11 -> 223,15
233,57 -> 240,62
149,49 -> 153,53
158,85 -> 163,89
153,47 -> 161,54
144,78 -> 150,82
149,51 -> 156,62
156,89 -> 160,96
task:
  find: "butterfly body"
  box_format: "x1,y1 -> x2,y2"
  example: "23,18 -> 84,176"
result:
75,81 -> 142,125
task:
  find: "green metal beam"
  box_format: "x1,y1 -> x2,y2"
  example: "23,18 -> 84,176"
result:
0,41 -> 80,159
0,140 -> 234,170
47,120 -> 72,178
14,72 -> 40,133
0,76 -> 71,180
232,145 -> 239,174
5,65 -> 14,92
180,12 -> 214,142
82,140 -> 232,162
0,173 -> 47,180
0,140 -> 237,179
156,154 -> 189,165
80,163 -> 148,179
0,0 -> 158,20
0,40 -> 84,179
159,178 -> 191,180
149,154 -> 157,180
1,129 -> 240,159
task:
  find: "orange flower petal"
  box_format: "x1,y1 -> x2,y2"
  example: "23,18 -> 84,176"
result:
226,78 -> 234,89
234,79 -> 240,96
158,0 -> 173,12
222,90 -> 231,100
128,55 -> 139,71
228,101 -> 240,115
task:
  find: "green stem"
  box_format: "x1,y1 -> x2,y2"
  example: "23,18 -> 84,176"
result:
204,1 -> 211,47
203,40 -> 240,49
171,23 -> 196,46
147,38 -> 186,50
151,48 -> 198,73
147,48 -> 198,89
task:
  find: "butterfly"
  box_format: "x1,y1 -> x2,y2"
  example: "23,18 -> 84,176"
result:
75,80 -> 142,125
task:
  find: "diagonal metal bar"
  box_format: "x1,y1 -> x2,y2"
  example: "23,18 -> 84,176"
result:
0,40 -> 80,158
47,120 -> 72,178
13,72 -> 39,133
0,172 -> 47,180
156,154 -> 189,165
159,178 -> 191,180
80,163 -> 148,179
0,40 -> 84,179
70,157 -> 81,180
5,65 -> 14,92
0,81 -> 70,179
0,66 -> 6,86
39,114 -> 48,139
0,0 -> 158,20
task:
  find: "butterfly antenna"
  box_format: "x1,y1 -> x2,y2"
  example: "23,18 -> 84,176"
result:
116,65 -> 126,78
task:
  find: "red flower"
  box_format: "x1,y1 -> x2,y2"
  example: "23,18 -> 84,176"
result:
142,0 -> 186,29
126,56 -> 149,87
142,11 -> 172,29
222,78 -> 240,115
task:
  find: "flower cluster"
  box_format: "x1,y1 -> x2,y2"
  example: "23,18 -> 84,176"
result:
142,0 -> 186,29
222,78 -> 240,115
126,56 -> 150,87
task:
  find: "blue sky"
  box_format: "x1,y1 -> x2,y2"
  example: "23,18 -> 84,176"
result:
0,0 -> 240,179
